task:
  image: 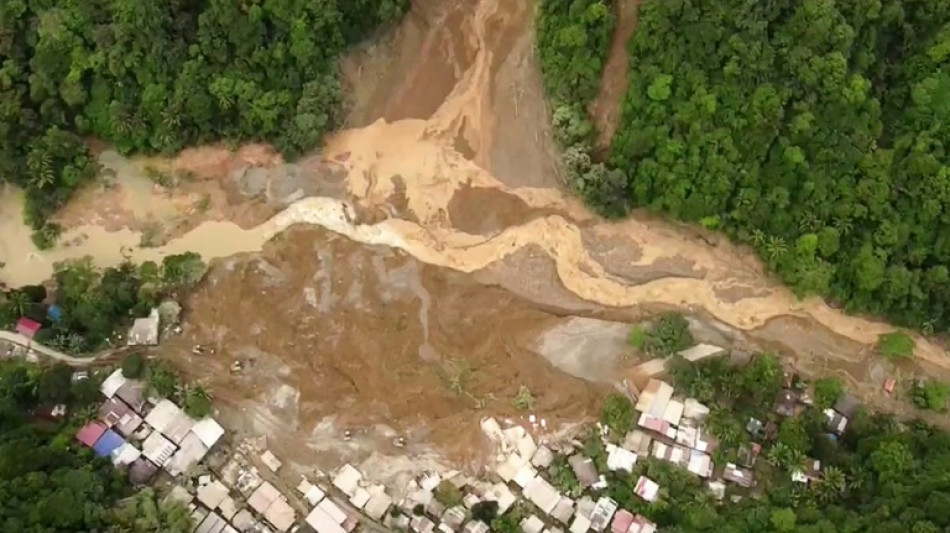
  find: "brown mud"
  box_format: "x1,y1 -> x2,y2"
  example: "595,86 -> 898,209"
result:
1,0 -> 950,483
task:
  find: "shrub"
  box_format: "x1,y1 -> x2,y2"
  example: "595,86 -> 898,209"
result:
813,377 -> 844,409
912,380 -> 950,412
434,480 -> 463,508
877,331 -> 915,361
122,352 -> 146,379
644,312 -> 693,357
601,393 -> 634,437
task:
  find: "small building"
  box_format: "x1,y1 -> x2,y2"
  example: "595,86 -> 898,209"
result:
791,458 -> 822,484
773,389 -> 800,417
662,399 -> 685,427
606,444 -> 637,472
737,443 -> 760,468
834,394 -> 861,419
363,490 -> 392,521
129,458 -> 159,485
76,421 -> 108,447
521,515 -> 545,533
248,481 -> 282,515
622,430 -> 652,455
682,398 -> 710,421
306,507 -> 346,533
637,413 -> 674,438
263,497 -> 296,532
195,511 -> 227,533
191,417 -> 225,448
128,308 -> 160,346
746,418 -> 764,438
824,408 -> 848,434
100,369 -> 129,399
93,429 -> 125,458
723,463 -> 755,488
524,476 -> 560,514
442,506 -> 467,530
707,480 -> 726,500
166,432 -> 209,476
883,378 -> 896,394
100,397 -> 143,436
635,380 -> 675,421
687,450 -> 713,478
261,450 -> 282,472
462,522 -> 490,533
514,463 -> 538,488
198,479 -> 231,509
634,476 -> 659,502
589,497 -> 618,532
628,515 -> 657,533
485,482 -> 516,515
16,317 -> 41,339
115,380 -> 147,412
568,454 -> 599,489
141,431 -> 176,467
611,509 -> 634,533
112,442 -> 142,466
332,464 -> 362,497
570,515 -> 592,533
531,445 -> 555,469
551,496 -> 575,525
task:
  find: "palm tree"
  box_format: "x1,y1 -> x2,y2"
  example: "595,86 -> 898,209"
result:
6,291 -> 29,318
798,211 -> 819,233
833,216 -> 853,236
112,487 -> 192,533
816,466 -> 847,503
765,235 -> 788,261
751,228 -> 766,247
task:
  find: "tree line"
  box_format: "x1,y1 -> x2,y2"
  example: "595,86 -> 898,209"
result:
0,0 -> 407,245
537,0 -> 950,332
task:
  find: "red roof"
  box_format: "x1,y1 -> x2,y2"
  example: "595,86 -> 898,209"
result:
16,317 -> 41,338
76,421 -> 108,447
611,510 -> 635,533
884,378 -> 896,393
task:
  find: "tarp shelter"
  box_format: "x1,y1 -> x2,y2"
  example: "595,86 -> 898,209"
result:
46,305 -> 62,322
93,429 -> 125,457
77,421 -> 108,447
16,317 -> 41,339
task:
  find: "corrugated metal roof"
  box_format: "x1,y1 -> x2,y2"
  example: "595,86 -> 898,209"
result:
248,482 -> 281,514
100,369 -> 128,399
191,418 -> 225,448
144,399 -> 181,433
76,421 -> 108,447
166,432 -> 209,476
306,507 -> 346,533
141,431 -> 176,467
263,498 -> 296,532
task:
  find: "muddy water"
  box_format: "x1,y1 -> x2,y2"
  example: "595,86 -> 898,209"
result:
2,0 -> 950,474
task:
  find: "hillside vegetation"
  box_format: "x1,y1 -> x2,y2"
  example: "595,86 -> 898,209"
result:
0,0 -> 407,243
539,0 -> 950,331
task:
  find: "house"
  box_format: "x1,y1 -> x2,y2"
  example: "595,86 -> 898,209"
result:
92,429 -> 125,458
823,408 -> 848,434
606,444 -> 637,472
197,479 -> 230,510
745,418 -> 764,438
16,317 -> 41,339
141,431 -> 176,467
115,380 -> 147,412
791,458 -> 822,484
461,522 -> 489,533
128,308 -> 160,346
532,445 -> 555,469
568,454 -> 599,489
333,464 -> 362,497
485,482 -> 516,515
76,421 -> 108,447
662,399 -> 685,427
112,442 -> 142,466
521,515 -> 545,533
622,430 -> 652,455
637,413 -> 674,438
570,515 -> 592,533
589,497 -> 618,532
634,476 -> 659,502
166,432 -> 209,476
129,458 -> 159,485
628,515 -> 657,533
263,497 -> 296,532
100,369 -> 129,399
99,397 -> 143,436
635,380 -> 674,421
773,389 -> 800,417
551,497 -> 575,525
834,394 -> 861,419
514,463 -> 538,488
611,509 -> 634,533
524,476 -> 560,514
682,398 -> 710,421
723,463 -> 755,488
686,450 -> 713,478
191,417 -> 226,448
306,506 -> 346,533
651,441 -> 689,467
737,444 -> 760,468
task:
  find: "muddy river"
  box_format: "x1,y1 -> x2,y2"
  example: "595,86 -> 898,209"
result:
1,0 -> 947,486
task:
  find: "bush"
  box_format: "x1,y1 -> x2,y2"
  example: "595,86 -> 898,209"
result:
471,501 -> 498,523
644,312 -> 693,357
514,386 -> 535,411
601,393 -> 634,437
627,325 -> 647,350
121,353 -> 146,379
434,480 -> 463,508
912,380 -> 950,412
813,377 -> 844,409
183,384 -> 213,419
877,332 -> 915,361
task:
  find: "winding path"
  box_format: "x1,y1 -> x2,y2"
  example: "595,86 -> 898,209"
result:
0,330 -> 102,365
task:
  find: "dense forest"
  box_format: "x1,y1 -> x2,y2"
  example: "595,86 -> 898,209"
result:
0,360 -> 191,532
0,0 -> 407,243
538,0 -> 950,332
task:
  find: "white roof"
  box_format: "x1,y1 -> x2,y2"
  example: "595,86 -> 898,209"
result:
306,506 -> 346,533
112,442 -> 141,466
524,476 -> 561,514
261,450 -> 282,472
521,515 -> 545,533
198,480 -> 230,509
570,515 -> 592,533
486,482 -> 516,515
683,398 -> 710,420
349,487 -> 371,509
141,431 -> 176,467
606,444 -> 638,472
305,485 -> 326,506
166,432 -> 209,476
662,399 -> 685,426
332,464 -> 361,497
127,310 -> 160,346
191,418 -> 225,448
513,463 -> 538,488
317,499 -> 347,524
144,399 -> 183,433
634,476 -> 659,502
531,445 -> 555,468
263,498 -> 296,532
100,369 -> 128,398
248,482 -> 282,514
495,454 -> 525,482
363,490 -> 392,521
677,343 -> 726,361
687,451 -> 713,478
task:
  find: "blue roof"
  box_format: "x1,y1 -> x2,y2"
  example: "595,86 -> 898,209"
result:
92,429 -> 125,457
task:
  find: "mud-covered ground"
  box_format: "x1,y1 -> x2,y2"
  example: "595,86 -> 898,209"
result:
2,0 -> 950,489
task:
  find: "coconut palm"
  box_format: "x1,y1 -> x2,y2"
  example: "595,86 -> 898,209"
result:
765,235 -> 788,261
816,466 -> 847,503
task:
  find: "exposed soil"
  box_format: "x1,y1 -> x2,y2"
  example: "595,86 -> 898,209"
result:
164,227 -> 608,474
590,0 -> 641,155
